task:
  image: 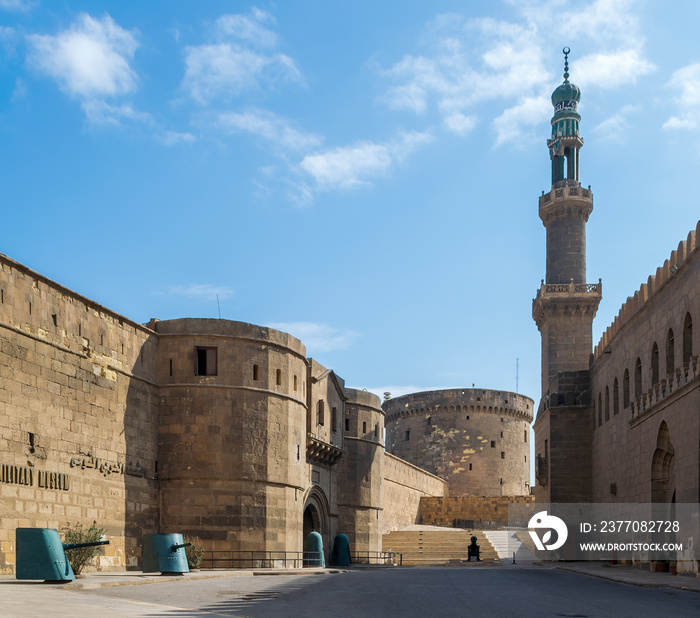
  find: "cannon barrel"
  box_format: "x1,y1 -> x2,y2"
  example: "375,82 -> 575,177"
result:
170,542 -> 192,552
63,540 -> 110,551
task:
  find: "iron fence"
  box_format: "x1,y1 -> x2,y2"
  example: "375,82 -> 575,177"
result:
200,550 -> 323,570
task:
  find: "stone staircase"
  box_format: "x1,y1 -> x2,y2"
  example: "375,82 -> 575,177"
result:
484,530 -> 538,562
382,526 -> 500,566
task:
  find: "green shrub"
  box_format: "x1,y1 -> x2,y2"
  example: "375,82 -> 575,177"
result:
184,536 -> 205,569
61,521 -> 107,575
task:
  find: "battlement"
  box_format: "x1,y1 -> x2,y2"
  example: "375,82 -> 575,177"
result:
593,220 -> 700,360
383,388 -> 533,424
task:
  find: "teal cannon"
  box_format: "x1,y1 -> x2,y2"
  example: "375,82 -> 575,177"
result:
142,533 -> 191,574
16,528 -> 109,582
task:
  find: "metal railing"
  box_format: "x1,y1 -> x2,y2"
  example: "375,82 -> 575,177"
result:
200,550 -> 323,570
349,551 -> 402,566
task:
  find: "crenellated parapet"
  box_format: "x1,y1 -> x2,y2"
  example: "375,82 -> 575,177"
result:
384,389 -> 534,424
594,220 -> 699,360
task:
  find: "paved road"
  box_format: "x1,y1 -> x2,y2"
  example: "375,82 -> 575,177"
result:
3,565 -> 700,617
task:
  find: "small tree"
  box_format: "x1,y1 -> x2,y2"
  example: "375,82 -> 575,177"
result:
61,521 -> 107,575
184,536 -> 205,570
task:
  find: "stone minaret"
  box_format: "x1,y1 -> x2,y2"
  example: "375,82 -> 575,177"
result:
532,49 -> 601,503
533,48 -> 602,397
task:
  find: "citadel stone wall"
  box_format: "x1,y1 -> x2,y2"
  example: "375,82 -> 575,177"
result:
0,253 -> 159,574
590,222 -> 699,505
384,389 -> 533,497
382,452 -> 447,534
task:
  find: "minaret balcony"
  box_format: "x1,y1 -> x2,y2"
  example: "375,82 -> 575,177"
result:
539,183 -> 593,225
532,279 -> 602,325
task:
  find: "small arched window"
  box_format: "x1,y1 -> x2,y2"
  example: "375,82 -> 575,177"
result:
651,342 -> 659,386
613,378 -> 619,415
276,368 -> 282,386
362,421 -> 367,434
634,358 -> 642,398
623,369 -> 630,408
604,386 -> 610,422
598,393 -> 602,426
683,312 -> 693,365
666,329 -> 675,376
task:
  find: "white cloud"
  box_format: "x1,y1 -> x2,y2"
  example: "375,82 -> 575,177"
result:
663,63 -> 700,130
163,284 -> 234,301
299,130 -> 432,191
0,0 -> 34,12
160,131 -> 197,146
182,43 -> 301,103
216,109 -> 321,151
572,49 -> 655,89
267,322 -> 359,354
592,104 -> 641,141
216,8 -> 277,47
28,14 -> 139,98
81,100 -> 151,126
182,9 -> 301,104
380,0 -> 654,145
493,95 -> 549,147
444,112 -> 476,135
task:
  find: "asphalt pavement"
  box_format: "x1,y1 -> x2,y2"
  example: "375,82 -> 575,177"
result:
1,562 -> 698,617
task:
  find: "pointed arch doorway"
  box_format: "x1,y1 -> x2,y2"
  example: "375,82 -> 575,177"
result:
302,486 -> 330,551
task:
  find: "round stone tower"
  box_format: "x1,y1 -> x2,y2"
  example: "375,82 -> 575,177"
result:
383,389 -> 533,497
153,318 -> 308,552
335,388 -> 384,554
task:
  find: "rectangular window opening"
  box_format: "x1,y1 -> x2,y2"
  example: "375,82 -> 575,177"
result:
491,440 -> 496,448
253,364 -> 259,381
332,407 -> 337,432
169,359 -> 173,377
195,346 -> 218,376
293,375 -> 297,391
276,368 -> 282,385
501,451 -> 505,459
51,313 -> 57,327
345,418 -> 350,432
405,430 -> 410,441
469,463 -> 472,471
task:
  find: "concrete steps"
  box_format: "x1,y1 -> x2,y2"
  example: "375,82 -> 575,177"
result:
483,530 -> 537,562
382,528 -> 500,566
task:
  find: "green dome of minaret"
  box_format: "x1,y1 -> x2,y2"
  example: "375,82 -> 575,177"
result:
551,47 -> 580,106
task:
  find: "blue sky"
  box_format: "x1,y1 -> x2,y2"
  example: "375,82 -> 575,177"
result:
1,0 -> 699,441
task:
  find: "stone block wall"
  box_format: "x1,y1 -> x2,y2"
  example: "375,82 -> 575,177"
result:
419,495 -> 535,527
590,223 -> 699,504
382,453 -> 447,534
0,254 -> 159,573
